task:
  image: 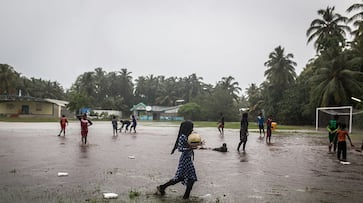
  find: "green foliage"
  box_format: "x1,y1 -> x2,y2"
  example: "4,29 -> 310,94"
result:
178,102 -> 201,120
2,2 -> 363,126
128,189 -> 140,199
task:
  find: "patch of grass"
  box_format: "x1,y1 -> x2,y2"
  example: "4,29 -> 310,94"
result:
0,117 -> 59,122
128,189 -> 141,199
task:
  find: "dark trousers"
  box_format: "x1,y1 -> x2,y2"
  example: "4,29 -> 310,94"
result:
337,141 -> 347,160
159,178 -> 195,199
237,140 -> 246,151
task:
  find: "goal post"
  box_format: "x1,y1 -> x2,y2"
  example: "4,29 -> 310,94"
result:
316,106 -> 352,133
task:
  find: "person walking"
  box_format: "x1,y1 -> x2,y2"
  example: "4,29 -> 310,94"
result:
217,113 -> 225,135
237,112 -> 249,151
266,115 -> 272,144
130,114 -> 137,133
58,114 -> 68,136
111,116 -> 118,136
334,123 -> 354,161
257,112 -> 265,137
157,120 -> 197,199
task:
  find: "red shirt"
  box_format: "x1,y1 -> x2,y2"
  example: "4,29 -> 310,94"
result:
60,117 -> 68,126
337,130 -> 348,142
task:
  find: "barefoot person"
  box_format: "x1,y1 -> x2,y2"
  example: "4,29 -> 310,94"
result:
79,114 -> 93,144
58,114 -> 68,136
237,112 -> 248,151
266,115 -> 273,144
334,123 -> 354,161
257,112 -> 265,137
111,116 -> 118,136
327,115 -> 339,153
130,114 -> 137,133
157,120 -> 197,199
217,113 -> 225,134
119,119 -> 131,133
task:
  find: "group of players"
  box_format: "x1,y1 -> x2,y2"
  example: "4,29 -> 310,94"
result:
326,116 -> 355,161
111,114 -> 137,135
57,113 -> 137,144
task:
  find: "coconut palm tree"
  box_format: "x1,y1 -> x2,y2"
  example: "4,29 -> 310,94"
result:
263,46 -> 297,116
310,52 -> 363,106
0,64 -> 20,95
216,76 -> 241,102
307,6 -> 350,53
264,46 -> 297,86
347,1 -> 363,38
346,1 -> 363,71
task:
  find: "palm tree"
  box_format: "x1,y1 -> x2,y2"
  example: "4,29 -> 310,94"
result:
307,6 -> 350,53
264,46 -> 297,86
118,68 -> 134,109
263,46 -> 297,116
310,52 -> 363,106
347,1 -> 363,71
347,1 -> 363,38
0,64 -> 20,95
216,76 -> 241,102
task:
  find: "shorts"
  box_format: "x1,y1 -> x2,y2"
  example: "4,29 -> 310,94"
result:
258,124 -> 264,129
329,133 -> 337,143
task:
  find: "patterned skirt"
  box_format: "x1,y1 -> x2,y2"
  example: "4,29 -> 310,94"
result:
173,151 -> 197,185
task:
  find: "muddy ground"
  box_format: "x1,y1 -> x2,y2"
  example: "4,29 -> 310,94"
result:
0,121 -> 362,203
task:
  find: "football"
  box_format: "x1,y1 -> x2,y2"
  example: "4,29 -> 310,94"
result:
188,132 -> 202,145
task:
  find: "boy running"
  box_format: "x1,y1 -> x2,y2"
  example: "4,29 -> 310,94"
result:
58,115 -> 68,136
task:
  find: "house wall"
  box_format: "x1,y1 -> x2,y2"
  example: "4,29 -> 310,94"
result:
0,101 -> 55,117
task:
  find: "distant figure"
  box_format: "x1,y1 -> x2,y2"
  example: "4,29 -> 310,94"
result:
334,123 -> 354,161
119,119 -> 131,133
213,143 -> 228,152
79,114 -> 93,144
266,115 -> 273,144
111,116 -> 118,136
157,120 -> 197,199
327,115 -> 339,153
217,113 -> 225,134
237,113 -> 249,151
130,115 -> 137,133
58,114 -> 68,136
257,112 -> 265,137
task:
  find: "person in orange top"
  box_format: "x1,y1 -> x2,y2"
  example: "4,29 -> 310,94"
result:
58,115 -> 69,136
333,123 -> 354,161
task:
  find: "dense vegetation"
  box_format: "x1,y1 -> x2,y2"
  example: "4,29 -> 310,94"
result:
1,3 -> 363,125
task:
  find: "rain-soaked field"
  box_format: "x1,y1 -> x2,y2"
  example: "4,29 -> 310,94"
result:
0,121 -> 362,203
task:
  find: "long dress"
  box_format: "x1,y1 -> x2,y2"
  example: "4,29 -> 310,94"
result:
173,134 -> 197,185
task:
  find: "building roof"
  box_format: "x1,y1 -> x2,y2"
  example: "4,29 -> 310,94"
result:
130,102 -> 181,113
0,95 -> 69,106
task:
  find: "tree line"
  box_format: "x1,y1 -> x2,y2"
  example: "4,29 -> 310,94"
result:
1,3 -> 363,125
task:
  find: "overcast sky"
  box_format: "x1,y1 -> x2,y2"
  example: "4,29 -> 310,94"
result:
0,0 -> 358,94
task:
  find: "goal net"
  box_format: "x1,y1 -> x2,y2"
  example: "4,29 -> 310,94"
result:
316,106 -> 352,133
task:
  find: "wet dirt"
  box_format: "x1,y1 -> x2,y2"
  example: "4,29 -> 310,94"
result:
0,122 -> 362,203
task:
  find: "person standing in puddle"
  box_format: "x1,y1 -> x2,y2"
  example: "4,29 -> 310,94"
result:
238,112 -> 249,151
79,114 -> 93,144
334,123 -> 354,161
